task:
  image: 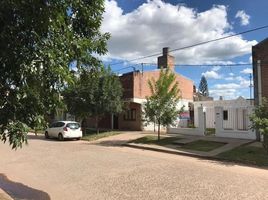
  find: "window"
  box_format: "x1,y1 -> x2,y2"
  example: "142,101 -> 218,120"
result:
124,109 -> 136,121
223,110 -> 228,120
67,123 -> 80,129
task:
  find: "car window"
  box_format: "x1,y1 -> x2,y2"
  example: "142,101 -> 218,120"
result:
49,123 -> 56,128
57,122 -> 65,127
67,123 -> 80,129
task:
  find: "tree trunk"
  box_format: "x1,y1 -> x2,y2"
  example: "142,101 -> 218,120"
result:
95,116 -> 99,134
157,122 -> 160,141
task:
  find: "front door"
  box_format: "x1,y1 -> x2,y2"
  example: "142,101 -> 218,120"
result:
113,115 -> 119,129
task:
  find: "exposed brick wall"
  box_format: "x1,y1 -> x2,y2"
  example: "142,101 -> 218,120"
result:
252,38 -> 268,104
120,72 -> 134,99
120,70 -> 193,100
118,102 -> 142,130
85,115 -> 112,129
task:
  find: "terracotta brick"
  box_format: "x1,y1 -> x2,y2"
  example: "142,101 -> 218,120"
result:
120,70 -> 193,100
252,38 -> 268,104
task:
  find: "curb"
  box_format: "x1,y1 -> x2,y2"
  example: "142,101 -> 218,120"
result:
0,188 -> 13,200
123,143 -> 268,169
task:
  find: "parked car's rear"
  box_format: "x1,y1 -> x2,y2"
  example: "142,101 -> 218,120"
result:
45,121 -> 82,141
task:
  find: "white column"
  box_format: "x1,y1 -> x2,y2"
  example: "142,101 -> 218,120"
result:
215,107 -> 223,136
257,60 -> 262,105
197,107 -> 205,135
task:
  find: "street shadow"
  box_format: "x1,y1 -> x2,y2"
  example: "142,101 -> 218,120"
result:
83,139 -> 128,147
0,174 -> 51,200
27,134 -> 78,142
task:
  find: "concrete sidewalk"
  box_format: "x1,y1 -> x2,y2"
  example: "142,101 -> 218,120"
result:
97,132 -> 254,158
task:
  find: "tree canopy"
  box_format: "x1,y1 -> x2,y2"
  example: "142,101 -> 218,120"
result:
250,98 -> 268,153
0,0 -> 109,148
143,69 -> 181,140
198,76 -> 209,97
63,67 -> 123,134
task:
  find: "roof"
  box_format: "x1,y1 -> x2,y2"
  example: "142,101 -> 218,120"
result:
253,37 -> 268,48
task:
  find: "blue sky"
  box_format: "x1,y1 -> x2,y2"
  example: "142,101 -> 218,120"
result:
100,0 -> 268,100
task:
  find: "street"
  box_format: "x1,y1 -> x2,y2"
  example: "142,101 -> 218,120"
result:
0,133 -> 268,200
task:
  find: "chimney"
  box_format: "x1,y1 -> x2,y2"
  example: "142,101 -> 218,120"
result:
157,47 -> 175,70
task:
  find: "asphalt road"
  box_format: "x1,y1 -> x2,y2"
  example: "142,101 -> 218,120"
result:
0,133 -> 268,200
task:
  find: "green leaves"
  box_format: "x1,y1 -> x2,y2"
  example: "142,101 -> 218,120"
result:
63,66 -> 123,124
198,75 -> 209,97
1,121 -> 29,150
0,0 -> 109,148
143,68 -> 181,137
250,98 -> 268,153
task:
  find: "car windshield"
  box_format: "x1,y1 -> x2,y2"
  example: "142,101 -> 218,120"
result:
67,123 -> 80,129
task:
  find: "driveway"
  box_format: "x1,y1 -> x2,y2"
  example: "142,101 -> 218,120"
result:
0,133 -> 268,200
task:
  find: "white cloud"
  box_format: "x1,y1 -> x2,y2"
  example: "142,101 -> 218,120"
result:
102,0 -> 257,63
235,10 -> 250,26
212,66 -> 221,71
202,70 -> 221,79
240,68 -> 252,74
210,88 -> 237,99
214,83 -> 241,89
210,75 -> 251,99
249,56 -> 252,63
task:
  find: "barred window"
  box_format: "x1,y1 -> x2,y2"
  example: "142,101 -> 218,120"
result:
124,109 -> 136,121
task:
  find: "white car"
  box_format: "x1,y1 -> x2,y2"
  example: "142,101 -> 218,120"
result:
45,121 -> 82,141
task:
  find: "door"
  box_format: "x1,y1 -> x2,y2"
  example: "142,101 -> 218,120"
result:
113,115 -> 119,129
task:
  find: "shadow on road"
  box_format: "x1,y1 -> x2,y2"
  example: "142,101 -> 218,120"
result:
82,139 -> 130,147
27,134 -> 78,142
0,174 -> 51,200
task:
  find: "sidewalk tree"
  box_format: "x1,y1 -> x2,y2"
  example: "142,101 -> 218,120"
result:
0,0 -> 109,148
143,69 -> 181,141
63,67 -> 123,134
198,76 -> 209,96
250,98 -> 268,153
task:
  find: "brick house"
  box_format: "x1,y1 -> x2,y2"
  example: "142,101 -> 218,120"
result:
252,38 -> 268,105
86,48 -> 194,131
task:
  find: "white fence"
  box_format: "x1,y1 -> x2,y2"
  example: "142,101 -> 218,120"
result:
168,107 -> 205,136
215,107 -> 256,140
168,105 -> 256,140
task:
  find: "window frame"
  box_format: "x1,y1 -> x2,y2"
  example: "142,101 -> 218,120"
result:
124,109 -> 136,121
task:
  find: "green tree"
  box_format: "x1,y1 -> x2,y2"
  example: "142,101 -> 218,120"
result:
63,67 -> 123,134
198,75 -> 209,96
0,0 -> 109,148
143,69 -> 181,141
250,98 -> 268,153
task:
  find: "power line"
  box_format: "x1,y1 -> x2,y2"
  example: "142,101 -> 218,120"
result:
141,63 -> 253,67
113,62 -> 254,74
109,25 -> 268,66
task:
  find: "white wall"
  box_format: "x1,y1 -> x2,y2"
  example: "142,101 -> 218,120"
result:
194,97 -> 253,130
215,106 -> 256,140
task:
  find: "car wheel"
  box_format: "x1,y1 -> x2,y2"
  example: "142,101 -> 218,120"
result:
76,137 -> 81,140
45,131 -> 49,139
58,133 -> 64,141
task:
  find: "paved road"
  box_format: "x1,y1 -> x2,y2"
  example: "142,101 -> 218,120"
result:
0,133 -> 268,200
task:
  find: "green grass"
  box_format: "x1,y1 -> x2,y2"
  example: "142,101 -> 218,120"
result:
205,128 -> 215,136
180,140 -> 226,152
81,131 -> 121,141
217,145 -> 268,166
130,135 -> 181,145
29,129 -> 44,134
84,128 -> 107,135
